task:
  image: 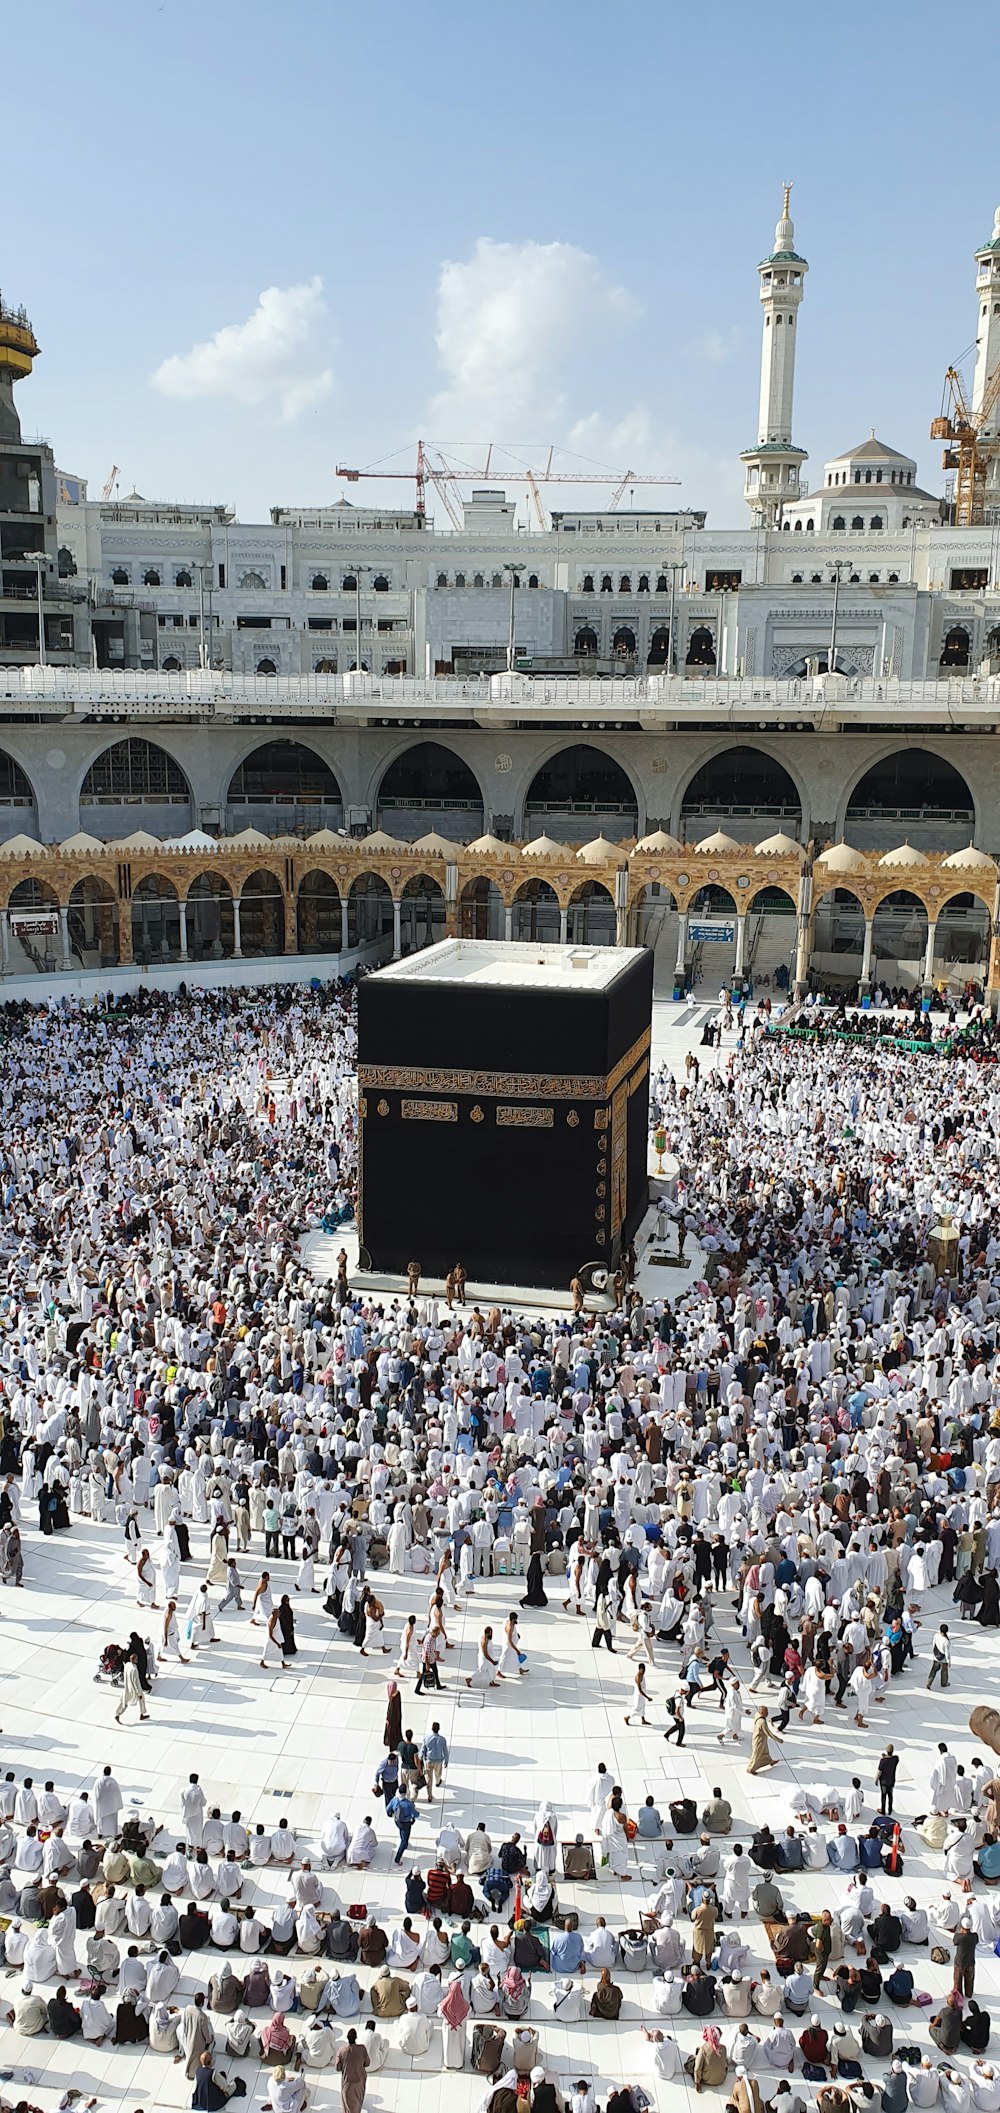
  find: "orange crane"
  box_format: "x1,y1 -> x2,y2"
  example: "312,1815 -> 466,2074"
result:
334,440 -> 679,525
931,364 -> 1000,524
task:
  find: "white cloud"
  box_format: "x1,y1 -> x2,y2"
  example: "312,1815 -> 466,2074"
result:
152,278 -> 333,422
430,237 -> 636,433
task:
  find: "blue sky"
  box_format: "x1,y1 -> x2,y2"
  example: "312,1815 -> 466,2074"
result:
5,0 -> 999,528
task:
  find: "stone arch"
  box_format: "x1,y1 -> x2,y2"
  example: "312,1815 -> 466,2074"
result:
519,742 -> 641,842
182,869 -> 235,958
240,868 -> 285,957
934,888 -> 991,979
6,878 -> 60,973
676,743 -> 804,839
512,877 -> 560,943
647,626 -> 671,666
460,875 -> 505,940
0,750 -> 37,840
574,626 -> 599,657
297,868 -> 343,954
567,879 -> 616,944
870,888 -> 929,988
400,871 -> 446,953
374,740 -> 484,839
347,871 -> 393,949
226,739 -> 343,831
68,875 -> 119,967
79,738 -> 193,837
131,873 -> 182,964
842,746 -> 976,848
685,626 -> 716,667
612,626 -> 636,658
940,624 -> 971,670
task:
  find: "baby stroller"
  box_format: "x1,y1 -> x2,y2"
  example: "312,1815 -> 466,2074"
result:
96,1641 -> 125,1685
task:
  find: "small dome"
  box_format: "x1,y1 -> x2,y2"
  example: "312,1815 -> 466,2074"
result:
632,828 -> 682,853
465,833 -> 509,857
356,828 -> 406,851
941,844 -> 996,871
877,841 -> 924,869
305,827 -> 345,850
694,829 -> 742,854
411,831 -> 458,857
816,840 -> 866,873
0,832 -> 44,856
754,830 -> 804,857
576,835 -> 623,864
58,831 -> 106,853
162,828 -> 220,853
225,826 -> 274,849
115,830 -> 164,851
521,834 -> 565,857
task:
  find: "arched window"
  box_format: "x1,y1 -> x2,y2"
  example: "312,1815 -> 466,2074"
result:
940,625 -> 971,670
876,470 -> 882,482
528,574 -> 539,589
342,575 -> 357,592
582,574 -> 595,593
656,574 -> 669,592
865,470 -> 872,483
612,626 -> 636,657
811,573 -> 823,584
473,574 -> 484,588
256,658 -> 277,676
851,515 -> 864,530
436,574 -> 448,589
869,573 -> 880,584
454,573 -> 465,588
111,567 -> 129,586
161,656 -> 182,671
794,519 -> 802,532
491,573 -> 503,588
143,569 -> 161,587
81,738 -> 190,804
854,470 -> 862,483
647,627 -> 670,666
619,575 -> 631,592
175,569 -> 192,588
685,626 -> 716,668
849,573 -> 860,584
638,574 -> 649,592
601,574 -> 613,592
791,573 -> 803,584
888,572 -> 899,583
314,657 -> 337,674
57,546 -> 77,578
311,573 -> 329,591
870,516 -> 883,530
238,570 -> 266,589
373,575 -> 389,592
806,518 -> 814,532
574,627 -> 599,657
831,516 -> 845,531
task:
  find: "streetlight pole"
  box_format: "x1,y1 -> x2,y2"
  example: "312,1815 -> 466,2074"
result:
668,564 -> 679,676
501,562 -> 520,673
828,561 -> 843,675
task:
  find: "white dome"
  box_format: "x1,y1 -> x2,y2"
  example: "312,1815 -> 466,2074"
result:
576,835 -> 623,864
694,829 -> 742,854
521,834 -> 564,857
465,834 -> 509,857
941,844 -> 996,872
356,828 -> 405,851
754,831 -> 803,857
632,828 -> 682,853
815,841 -> 866,873
0,833 -> 44,856
877,841 -> 924,869
411,831 -> 459,856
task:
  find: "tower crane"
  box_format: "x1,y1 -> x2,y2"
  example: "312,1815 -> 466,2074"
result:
931,366 -> 1000,525
100,465 -> 120,500
334,441 -> 680,522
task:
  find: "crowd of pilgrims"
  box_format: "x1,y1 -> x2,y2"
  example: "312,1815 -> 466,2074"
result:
0,988 -> 996,2111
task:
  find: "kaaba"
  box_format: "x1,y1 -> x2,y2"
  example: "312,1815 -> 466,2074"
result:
357,939 -> 653,1289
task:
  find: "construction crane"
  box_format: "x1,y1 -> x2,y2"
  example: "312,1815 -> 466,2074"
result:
931,366 -> 1000,525
100,465 -> 120,500
334,440 -> 680,525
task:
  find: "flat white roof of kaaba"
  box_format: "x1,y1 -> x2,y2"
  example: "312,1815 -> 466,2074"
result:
372,939 -> 645,992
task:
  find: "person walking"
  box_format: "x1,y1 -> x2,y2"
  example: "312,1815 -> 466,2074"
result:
218,1558 -> 244,1614
876,1746 -> 898,1816
663,1685 -> 687,1746
927,1624 -> 951,1690
624,1664 -> 653,1726
335,2025 -> 370,2113
114,1652 -> 149,1724
953,1920 -> 977,1998
386,1789 -> 418,1865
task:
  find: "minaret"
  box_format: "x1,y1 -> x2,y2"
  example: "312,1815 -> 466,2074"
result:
0,288 -> 40,446
741,185 -> 808,524
973,205 -> 1000,440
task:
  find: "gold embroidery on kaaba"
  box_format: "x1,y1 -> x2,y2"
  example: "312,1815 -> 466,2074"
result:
566,1110 -> 579,1127
628,1060 -> 650,1096
358,1030 -> 650,1105
377,1098 -> 389,1117
401,1099 -> 458,1122
469,1106 -> 484,1123
610,1080 -> 628,1235
496,1106 -> 553,1129
594,1108 -> 610,1130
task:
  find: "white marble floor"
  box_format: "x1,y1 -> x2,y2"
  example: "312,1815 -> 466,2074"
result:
0,1504 -> 996,2113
